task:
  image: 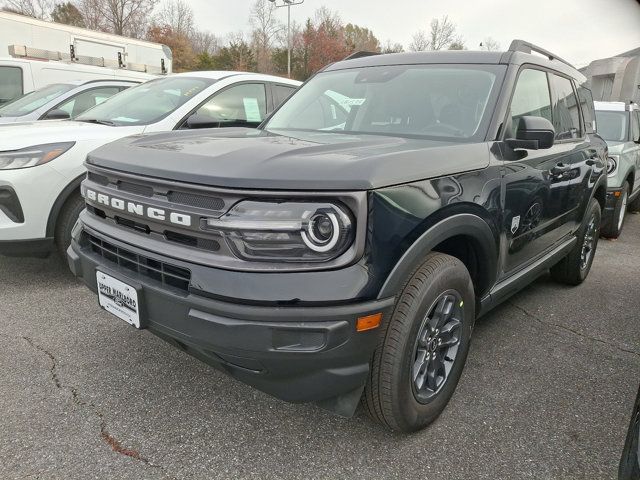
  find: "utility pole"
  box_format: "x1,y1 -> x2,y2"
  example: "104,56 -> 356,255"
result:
268,0 -> 304,78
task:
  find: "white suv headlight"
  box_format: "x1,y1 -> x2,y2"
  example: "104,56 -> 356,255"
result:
0,142 -> 75,170
606,155 -> 618,177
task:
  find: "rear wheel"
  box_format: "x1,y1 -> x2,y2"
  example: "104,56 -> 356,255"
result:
550,197 -> 601,285
363,252 -> 475,432
601,182 -> 628,239
54,193 -> 84,259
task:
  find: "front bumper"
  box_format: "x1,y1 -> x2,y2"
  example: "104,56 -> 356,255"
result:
603,187 -> 623,227
68,224 -> 395,416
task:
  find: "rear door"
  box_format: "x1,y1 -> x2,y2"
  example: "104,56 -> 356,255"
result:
500,67 -> 576,274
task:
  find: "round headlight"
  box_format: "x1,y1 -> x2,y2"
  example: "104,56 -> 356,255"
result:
303,211 -> 341,252
607,156 -> 618,176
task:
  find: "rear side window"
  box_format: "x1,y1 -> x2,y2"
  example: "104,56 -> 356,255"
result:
0,66 -> 23,106
509,68 -> 552,137
576,85 -> 596,134
273,84 -> 296,107
550,74 -> 581,140
55,86 -> 122,118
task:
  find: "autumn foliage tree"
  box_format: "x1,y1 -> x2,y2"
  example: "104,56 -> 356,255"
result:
147,24 -> 194,71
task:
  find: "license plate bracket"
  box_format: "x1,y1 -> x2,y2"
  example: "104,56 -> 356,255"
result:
96,270 -> 143,329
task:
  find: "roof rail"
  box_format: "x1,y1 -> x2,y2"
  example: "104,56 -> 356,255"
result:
508,39 -> 573,69
8,44 -> 167,75
343,51 -> 381,61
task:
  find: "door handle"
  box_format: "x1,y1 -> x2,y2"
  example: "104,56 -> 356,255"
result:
551,163 -> 571,175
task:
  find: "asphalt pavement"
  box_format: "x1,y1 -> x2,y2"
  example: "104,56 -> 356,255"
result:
0,215 -> 639,479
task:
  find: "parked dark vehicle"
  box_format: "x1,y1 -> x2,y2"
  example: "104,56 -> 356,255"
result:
620,384 -> 640,479
68,40 -> 607,432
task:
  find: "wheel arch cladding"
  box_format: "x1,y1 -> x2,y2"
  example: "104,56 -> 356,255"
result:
46,174 -> 85,238
377,213 -> 498,300
593,182 -> 606,212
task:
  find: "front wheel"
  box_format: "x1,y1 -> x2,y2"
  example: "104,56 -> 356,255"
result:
55,193 -> 85,259
550,197 -> 601,285
601,182 -> 628,239
363,253 -> 475,432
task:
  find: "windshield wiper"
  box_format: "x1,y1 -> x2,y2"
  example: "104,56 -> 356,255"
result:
77,119 -> 117,126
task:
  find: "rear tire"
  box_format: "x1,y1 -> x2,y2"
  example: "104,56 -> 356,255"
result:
550,198 -> 601,285
628,190 -> 640,213
363,252 -> 475,432
601,182 -> 628,239
54,193 -> 84,260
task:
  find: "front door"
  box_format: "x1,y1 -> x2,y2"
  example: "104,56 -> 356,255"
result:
499,68 -> 578,275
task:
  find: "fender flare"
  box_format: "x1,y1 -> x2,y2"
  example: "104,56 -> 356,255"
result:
46,174 -> 85,238
377,213 -> 498,299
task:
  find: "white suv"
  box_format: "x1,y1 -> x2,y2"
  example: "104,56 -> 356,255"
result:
0,71 -> 300,258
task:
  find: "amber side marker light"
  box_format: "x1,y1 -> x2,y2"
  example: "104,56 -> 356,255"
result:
356,313 -> 383,332
614,191 -> 621,197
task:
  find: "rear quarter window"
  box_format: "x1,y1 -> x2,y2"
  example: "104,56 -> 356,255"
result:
576,84 -> 596,134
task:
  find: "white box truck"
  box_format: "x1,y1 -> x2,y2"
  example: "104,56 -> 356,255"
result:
0,11 -> 173,105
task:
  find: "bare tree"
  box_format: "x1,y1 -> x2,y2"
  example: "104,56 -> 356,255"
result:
428,15 -> 459,50
408,30 -> 429,52
382,40 -> 404,53
154,0 -> 193,36
249,0 -> 282,73
2,0 -> 53,19
77,0 -> 158,37
191,30 -> 220,56
480,37 -> 501,51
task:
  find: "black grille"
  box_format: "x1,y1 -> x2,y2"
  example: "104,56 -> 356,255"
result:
86,233 -> 191,292
168,191 -> 225,210
118,181 -> 154,197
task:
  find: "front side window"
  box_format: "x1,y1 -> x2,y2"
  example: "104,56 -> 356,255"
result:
55,86 -> 123,118
0,66 -> 23,106
193,83 -> 267,127
266,64 -> 504,141
76,77 -> 215,126
595,110 -> 628,142
509,68 -> 552,137
550,74 -> 580,140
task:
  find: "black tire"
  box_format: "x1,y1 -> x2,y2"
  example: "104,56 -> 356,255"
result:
628,190 -> 640,213
54,193 -> 85,259
601,181 -> 629,239
550,198 -> 601,286
363,252 -> 475,432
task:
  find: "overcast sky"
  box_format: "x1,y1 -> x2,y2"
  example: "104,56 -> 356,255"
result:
187,0 -> 640,67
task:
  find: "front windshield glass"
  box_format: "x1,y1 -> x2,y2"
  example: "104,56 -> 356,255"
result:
595,110 -> 628,142
265,64 -> 504,140
76,77 -> 215,126
0,83 -> 74,117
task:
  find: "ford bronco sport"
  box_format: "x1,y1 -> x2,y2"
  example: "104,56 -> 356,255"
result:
68,40 -> 607,432
594,101 -> 640,238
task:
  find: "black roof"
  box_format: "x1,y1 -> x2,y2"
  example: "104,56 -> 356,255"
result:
324,40 -> 585,82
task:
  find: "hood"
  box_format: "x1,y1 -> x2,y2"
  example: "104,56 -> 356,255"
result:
87,128 -> 491,190
0,120 -> 140,150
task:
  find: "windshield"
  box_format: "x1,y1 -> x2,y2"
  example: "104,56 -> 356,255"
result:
595,110 -> 628,142
0,83 -> 74,117
265,64 -> 504,140
76,77 -> 215,126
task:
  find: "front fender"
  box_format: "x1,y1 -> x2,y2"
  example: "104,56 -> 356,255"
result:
377,213 -> 498,299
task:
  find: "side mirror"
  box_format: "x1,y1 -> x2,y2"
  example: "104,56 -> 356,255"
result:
44,109 -> 71,120
186,113 -> 220,129
506,116 -> 555,150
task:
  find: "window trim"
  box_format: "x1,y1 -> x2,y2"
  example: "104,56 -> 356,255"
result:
174,81 -> 268,130
0,66 -> 24,104
40,84 -> 125,120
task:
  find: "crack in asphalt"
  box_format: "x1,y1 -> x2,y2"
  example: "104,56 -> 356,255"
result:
21,336 -> 177,480
509,303 -> 640,358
